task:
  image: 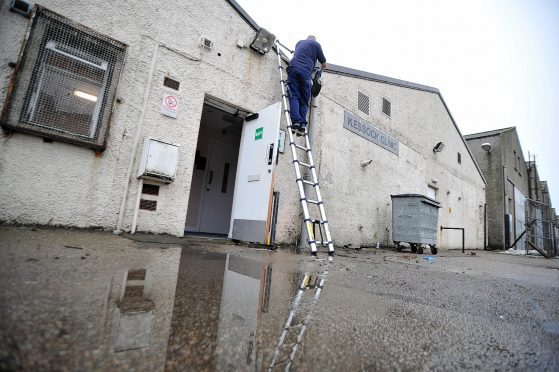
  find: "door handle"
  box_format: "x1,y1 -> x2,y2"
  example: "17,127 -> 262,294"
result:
267,143 -> 274,165
208,171 -> 213,184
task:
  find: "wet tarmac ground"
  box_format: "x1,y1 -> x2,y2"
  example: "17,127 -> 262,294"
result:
1,225 -> 558,371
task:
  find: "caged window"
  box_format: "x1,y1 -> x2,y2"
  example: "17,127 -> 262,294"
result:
1,7 -> 126,150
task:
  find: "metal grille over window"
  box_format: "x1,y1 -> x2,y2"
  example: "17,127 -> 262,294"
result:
382,97 -> 391,117
357,91 -> 369,115
1,6 -> 126,150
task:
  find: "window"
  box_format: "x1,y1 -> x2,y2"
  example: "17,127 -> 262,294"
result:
357,91 -> 369,115
1,7 -> 126,150
427,185 -> 438,200
513,150 -> 518,170
457,152 -> 462,164
382,97 -> 391,117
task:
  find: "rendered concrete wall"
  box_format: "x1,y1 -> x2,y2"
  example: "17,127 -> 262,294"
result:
0,0 -> 282,236
502,130 -> 529,197
311,73 -> 486,249
466,129 -> 531,250
1,1 -> 486,247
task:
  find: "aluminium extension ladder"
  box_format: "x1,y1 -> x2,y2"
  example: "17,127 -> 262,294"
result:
275,40 -> 334,257
268,268 -> 329,371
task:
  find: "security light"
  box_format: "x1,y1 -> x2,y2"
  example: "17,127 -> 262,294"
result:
250,28 -> 276,55
481,142 -> 492,152
433,142 -> 445,153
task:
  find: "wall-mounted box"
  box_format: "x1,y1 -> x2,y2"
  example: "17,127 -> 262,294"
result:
138,138 -> 180,184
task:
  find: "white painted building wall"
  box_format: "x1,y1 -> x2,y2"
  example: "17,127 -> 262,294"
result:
0,0 -> 282,236
275,71 -> 487,249
1,0 -> 486,249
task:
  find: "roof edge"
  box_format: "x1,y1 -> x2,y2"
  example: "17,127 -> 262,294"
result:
437,94 -> 487,185
324,64 -> 486,184
464,126 -> 515,140
325,64 -> 440,94
223,0 -> 485,185
225,0 -> 259,31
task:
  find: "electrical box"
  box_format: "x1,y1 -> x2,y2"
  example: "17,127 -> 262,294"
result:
138,138 -> 180,184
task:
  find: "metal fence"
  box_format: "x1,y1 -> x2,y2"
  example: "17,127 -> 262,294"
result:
525,199 -> 557,258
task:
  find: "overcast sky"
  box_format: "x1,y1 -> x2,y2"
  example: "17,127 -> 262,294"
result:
237,0 -> 558,207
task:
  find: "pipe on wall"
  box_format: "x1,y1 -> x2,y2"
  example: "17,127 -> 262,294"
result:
115,40 -> 160,233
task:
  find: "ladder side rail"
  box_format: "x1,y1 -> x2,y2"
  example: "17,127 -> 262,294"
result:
303,129 -> 335,254
283,271 -> 329,371
276,43 -> 319,254
268,273 -> 310,371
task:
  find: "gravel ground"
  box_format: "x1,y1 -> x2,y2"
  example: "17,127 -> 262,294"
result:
1,225 -> 558,371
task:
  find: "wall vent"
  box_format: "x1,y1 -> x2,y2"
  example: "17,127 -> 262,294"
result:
163,77 -> 180,91
142,183 -> 160,195
382,97 -> 391,117
200,37 -> 213,51
139,199 -> 157,211
9,0 -> 32,17
357,91 -> 369,115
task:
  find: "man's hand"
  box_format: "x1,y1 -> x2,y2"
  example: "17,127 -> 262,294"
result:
321,62 -> 328,70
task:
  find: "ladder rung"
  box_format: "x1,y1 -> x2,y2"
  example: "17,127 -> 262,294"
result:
294,144 -> 308,151
308,218 -> 327,224
295,161 -> 313,168
301,179 -> 315,186
306,199 -> 322,205
280,342 -> 297,348
272,360 -> 292,369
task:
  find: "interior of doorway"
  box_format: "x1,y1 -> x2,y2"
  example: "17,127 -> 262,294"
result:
185,97 -> 248,237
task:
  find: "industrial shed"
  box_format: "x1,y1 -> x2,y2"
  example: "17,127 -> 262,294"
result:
0,0 -> 485,249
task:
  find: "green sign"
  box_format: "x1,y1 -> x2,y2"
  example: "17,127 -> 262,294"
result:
255,127 -> 263,140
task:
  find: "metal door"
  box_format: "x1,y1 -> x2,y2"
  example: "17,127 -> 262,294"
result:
199,141 -> 238,234
229,102 -> 281,243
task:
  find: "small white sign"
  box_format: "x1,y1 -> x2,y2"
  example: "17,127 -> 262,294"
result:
161,94 -> 178,118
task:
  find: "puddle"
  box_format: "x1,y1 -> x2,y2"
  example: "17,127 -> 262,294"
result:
2,226 -> 559,371
165,248 -> 323,371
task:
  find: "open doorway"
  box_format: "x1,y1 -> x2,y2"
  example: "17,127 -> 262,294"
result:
186,97 -> 282,243
185,98 -> 245,236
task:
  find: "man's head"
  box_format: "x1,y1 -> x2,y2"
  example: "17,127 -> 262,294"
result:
307,35 -> 316,41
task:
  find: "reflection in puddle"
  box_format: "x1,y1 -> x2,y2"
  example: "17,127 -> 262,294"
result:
165,249 -> 300,371
0,241 -> 320,371
269,268 -> 329,371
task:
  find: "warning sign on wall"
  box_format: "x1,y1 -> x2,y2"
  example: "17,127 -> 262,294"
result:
161,95 -> 178,118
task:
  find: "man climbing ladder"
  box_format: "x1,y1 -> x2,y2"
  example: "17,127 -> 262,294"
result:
275,39 -> 334,258
286,35 -> 327,134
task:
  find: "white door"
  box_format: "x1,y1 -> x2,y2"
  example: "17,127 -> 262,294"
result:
216,255 -> 261,370
229,102 -> 281,243
199,141 -> 238,234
